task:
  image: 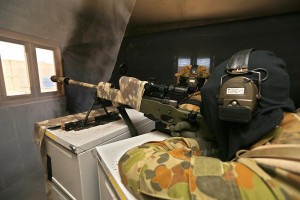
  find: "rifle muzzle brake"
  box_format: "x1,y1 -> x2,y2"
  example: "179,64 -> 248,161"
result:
51,75 -> 70,85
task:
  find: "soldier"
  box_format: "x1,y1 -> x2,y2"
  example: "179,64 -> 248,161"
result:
175,65 -> 209,113
118,49 -> 300,199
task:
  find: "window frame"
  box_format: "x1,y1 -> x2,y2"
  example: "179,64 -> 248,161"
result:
0,29 -> 64,106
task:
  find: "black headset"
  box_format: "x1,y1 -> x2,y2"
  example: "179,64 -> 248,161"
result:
218,49 -> 268,123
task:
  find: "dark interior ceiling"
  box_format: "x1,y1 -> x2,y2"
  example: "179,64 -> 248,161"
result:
126,0 -> 300,36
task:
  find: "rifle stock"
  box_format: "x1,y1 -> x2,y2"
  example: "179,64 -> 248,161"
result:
140,97 -> 196,125
140,97 -> 212,139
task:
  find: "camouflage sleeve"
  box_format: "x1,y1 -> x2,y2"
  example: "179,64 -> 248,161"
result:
178,91 -> 202,112
118,137 -> 298,200
270,112 -> 300,144
118,112 -> 300,199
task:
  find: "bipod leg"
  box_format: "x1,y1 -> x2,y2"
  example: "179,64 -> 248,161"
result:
117,107 -> 139,137
82,96 -> 98,126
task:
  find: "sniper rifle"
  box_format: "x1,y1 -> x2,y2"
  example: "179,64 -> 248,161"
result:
50,75 -> 212,139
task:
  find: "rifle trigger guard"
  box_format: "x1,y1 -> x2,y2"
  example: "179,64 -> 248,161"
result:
161,115 -> 175,123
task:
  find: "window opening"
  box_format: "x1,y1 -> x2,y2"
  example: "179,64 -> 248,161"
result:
177,57 -> 191,72
197,57 -> 211,72
36,48 -> 57,93
0,41 -> 31,96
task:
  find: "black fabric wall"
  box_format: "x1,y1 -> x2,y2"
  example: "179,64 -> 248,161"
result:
62,0 -> 135,114
113,12 -> 300,108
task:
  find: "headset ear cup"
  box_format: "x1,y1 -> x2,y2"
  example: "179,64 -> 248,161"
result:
218,76 -> 258,123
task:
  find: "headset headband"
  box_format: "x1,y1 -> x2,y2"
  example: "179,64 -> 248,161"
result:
226,48 -> 254,72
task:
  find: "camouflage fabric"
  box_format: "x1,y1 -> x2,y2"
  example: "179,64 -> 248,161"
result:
118,112 -> 300,199
269,112 -> 300,144
34,107 -> 117,199
179,91 -> 202,112
97,76 -> 148,111
34,108 -> 117,146
175,65 -> 210,79
68,79 -> 97,89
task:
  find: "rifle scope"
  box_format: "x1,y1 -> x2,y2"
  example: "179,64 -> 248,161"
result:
144,81 -> 194,99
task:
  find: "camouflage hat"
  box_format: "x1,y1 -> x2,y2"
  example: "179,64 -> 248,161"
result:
175,65 -> 210,79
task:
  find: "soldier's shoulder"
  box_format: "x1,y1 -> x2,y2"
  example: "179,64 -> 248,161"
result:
271,112 -> 300,145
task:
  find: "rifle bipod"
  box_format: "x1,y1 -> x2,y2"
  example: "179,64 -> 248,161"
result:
63,94 -> 121,131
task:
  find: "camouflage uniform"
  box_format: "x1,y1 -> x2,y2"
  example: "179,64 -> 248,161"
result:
118,112 -> 300,199
178,91 -> 202,112
176,65 -> 209,113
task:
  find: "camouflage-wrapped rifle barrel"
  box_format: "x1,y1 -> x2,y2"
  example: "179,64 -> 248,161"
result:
50,75 -> 97,89
51,75 -> 147,109
51,75 -> 212,139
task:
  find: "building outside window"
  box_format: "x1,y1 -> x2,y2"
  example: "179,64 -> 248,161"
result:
177,57 -> 191,73
0,41 -> 31,96
36,48 -> 58,93
196,57 -> 211,72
